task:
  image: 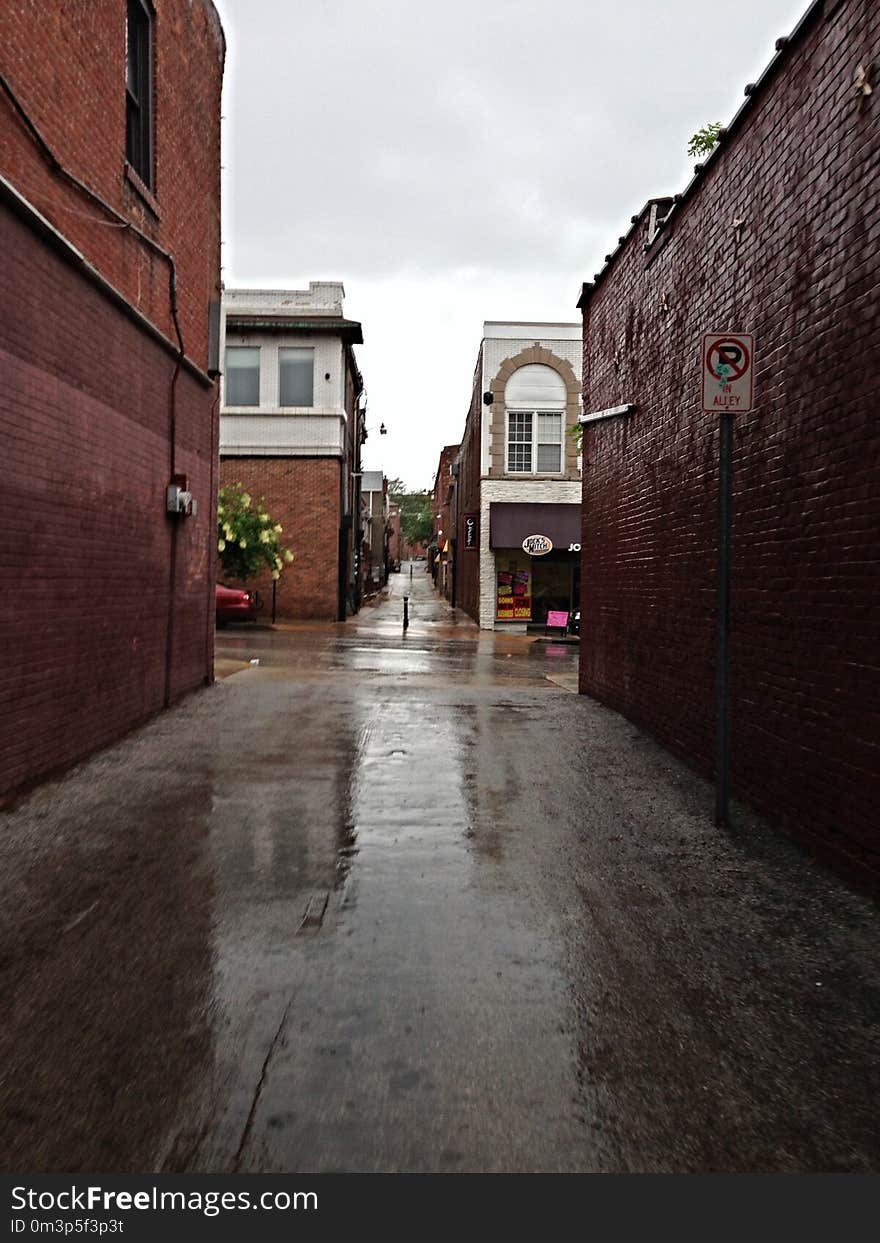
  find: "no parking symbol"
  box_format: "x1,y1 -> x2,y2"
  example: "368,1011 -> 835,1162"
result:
702,333 -> 754,412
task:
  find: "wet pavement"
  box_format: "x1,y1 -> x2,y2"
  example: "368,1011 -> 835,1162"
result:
1,563 -> 879,1172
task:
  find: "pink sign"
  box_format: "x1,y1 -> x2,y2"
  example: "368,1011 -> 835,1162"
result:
546,610 -> 569,629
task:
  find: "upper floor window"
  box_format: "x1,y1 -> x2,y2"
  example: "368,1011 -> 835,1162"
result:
504,364 -> 566,474
225,347 -> 260,406
126,0 -> 154,188
279,347 -> 314,407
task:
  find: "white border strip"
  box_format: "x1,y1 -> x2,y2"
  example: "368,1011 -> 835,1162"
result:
578,403 -> 636,425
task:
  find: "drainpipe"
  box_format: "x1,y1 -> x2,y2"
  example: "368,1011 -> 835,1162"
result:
163,270 -> 185,709
204,380 -> 221,683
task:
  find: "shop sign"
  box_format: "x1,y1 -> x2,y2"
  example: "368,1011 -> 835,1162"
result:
522,534 -> 553,556
497,567 -> 532,621
463,514 -> 479,550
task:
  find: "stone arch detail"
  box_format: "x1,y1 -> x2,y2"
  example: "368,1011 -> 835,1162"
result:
486,346 -> 580,477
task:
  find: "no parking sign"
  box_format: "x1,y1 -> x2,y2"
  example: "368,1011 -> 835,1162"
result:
702,333 -> 754,412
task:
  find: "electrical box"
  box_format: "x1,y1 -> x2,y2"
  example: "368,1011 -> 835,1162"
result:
166,479 -> 198,517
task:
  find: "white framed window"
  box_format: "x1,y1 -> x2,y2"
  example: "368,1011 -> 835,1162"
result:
225,346 -> 260,406
503,363 -> 566,475
505,410 -> 563,473
279,347 -> 314,407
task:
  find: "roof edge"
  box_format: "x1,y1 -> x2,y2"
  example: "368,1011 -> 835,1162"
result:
576,0 -> 825,310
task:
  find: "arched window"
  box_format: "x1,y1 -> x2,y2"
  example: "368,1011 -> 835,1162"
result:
504,365 -> 566,474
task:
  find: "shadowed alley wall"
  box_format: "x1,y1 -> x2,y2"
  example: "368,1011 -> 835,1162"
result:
578,0 -> 879,885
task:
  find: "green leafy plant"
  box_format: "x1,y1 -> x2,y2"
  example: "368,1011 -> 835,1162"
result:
687,122 -> 722,158
217,483 -> 294,582
567,420 -> 584,453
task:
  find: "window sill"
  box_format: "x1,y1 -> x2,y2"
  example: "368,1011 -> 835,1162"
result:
498,473 -> 569,481
124,162 -> 161,219
222,405 -> 341,417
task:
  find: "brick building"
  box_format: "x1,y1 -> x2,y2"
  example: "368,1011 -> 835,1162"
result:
432,444 -> 458,601
454,323 -> 582,629
387,502 -> 402,572
0,0 -> 225,801
576,0 -> 879,884
219,285 -> 365,620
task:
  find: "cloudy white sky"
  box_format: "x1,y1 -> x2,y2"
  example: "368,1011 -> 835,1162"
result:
213,0 -> 807,489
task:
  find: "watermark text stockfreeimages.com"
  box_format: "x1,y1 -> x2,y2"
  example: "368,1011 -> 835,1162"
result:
11,1185 -> 318,1219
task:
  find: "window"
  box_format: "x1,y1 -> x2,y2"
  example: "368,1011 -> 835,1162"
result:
536,412 -> 563,472
507,410 -> 533,473
279,347 -> 314,407
225,347 -> 260,406
503,363 -> 566,474
506,411 -> 563,473
126,0 -> 154,187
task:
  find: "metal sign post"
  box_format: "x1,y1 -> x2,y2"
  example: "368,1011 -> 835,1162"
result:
715,414 -> 733,826
702,333 -> 754,828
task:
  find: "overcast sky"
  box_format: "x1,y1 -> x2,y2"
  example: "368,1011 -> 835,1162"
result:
213,0 -> 808,490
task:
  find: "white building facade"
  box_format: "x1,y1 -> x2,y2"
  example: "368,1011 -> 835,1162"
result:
218,283 -> 366,620
457,322 -> 583,630
220,283 -> 361,459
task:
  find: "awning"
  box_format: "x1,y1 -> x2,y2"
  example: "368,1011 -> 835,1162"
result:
489,502 -> 580,550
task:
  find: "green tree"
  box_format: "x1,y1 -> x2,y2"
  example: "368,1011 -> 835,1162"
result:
217,483 -> 294,582
688,122 -> 722,158
397,490 -> 434,546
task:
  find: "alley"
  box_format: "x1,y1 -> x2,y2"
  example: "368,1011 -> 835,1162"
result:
1,567 -> 878,1173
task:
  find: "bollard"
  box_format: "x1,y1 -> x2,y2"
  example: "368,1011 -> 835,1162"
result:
409,563 -> 413,579
403,594 -> 409,630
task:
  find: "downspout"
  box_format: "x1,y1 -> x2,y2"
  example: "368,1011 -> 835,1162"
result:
338,453 -> 347,622
163,270 -> 186,709
204,380 -> 221,682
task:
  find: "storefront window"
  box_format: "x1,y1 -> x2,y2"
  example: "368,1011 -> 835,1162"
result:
496,551 -> 532,620
495,550 -> 577,625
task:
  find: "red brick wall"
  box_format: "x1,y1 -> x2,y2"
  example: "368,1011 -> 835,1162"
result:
579,0 -> 880,883
0,0 -> 223,802
0,201 -> 217,800
454,348 -> 484,622
0,0 -> 225,371
433,444 -> 458,598
219,458 -> 342,621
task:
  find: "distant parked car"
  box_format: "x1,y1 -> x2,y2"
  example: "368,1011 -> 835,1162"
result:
216,583 -> 259,626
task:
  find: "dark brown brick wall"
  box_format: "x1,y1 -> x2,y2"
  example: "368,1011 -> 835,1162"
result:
454,347 -> 484,622
0,202 -> 217,800
578,0 -> 880,883
0,0 -> 223,802
433,444 -> 458,598
219,458 -> 342,621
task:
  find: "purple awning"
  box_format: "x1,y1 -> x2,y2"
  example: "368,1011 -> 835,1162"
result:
489,502 -> 580,550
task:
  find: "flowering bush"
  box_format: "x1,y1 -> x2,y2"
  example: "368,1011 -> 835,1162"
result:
217,483 -> 294,582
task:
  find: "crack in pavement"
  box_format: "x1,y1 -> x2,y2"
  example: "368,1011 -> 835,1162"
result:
232,996 -> 296,1173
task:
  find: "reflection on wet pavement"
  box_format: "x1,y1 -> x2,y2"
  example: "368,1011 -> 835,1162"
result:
1,564 -> 878,1172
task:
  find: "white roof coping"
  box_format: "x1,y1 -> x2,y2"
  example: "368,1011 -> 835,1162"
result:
224,283 -> 346,316
483,321 -> 581,341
